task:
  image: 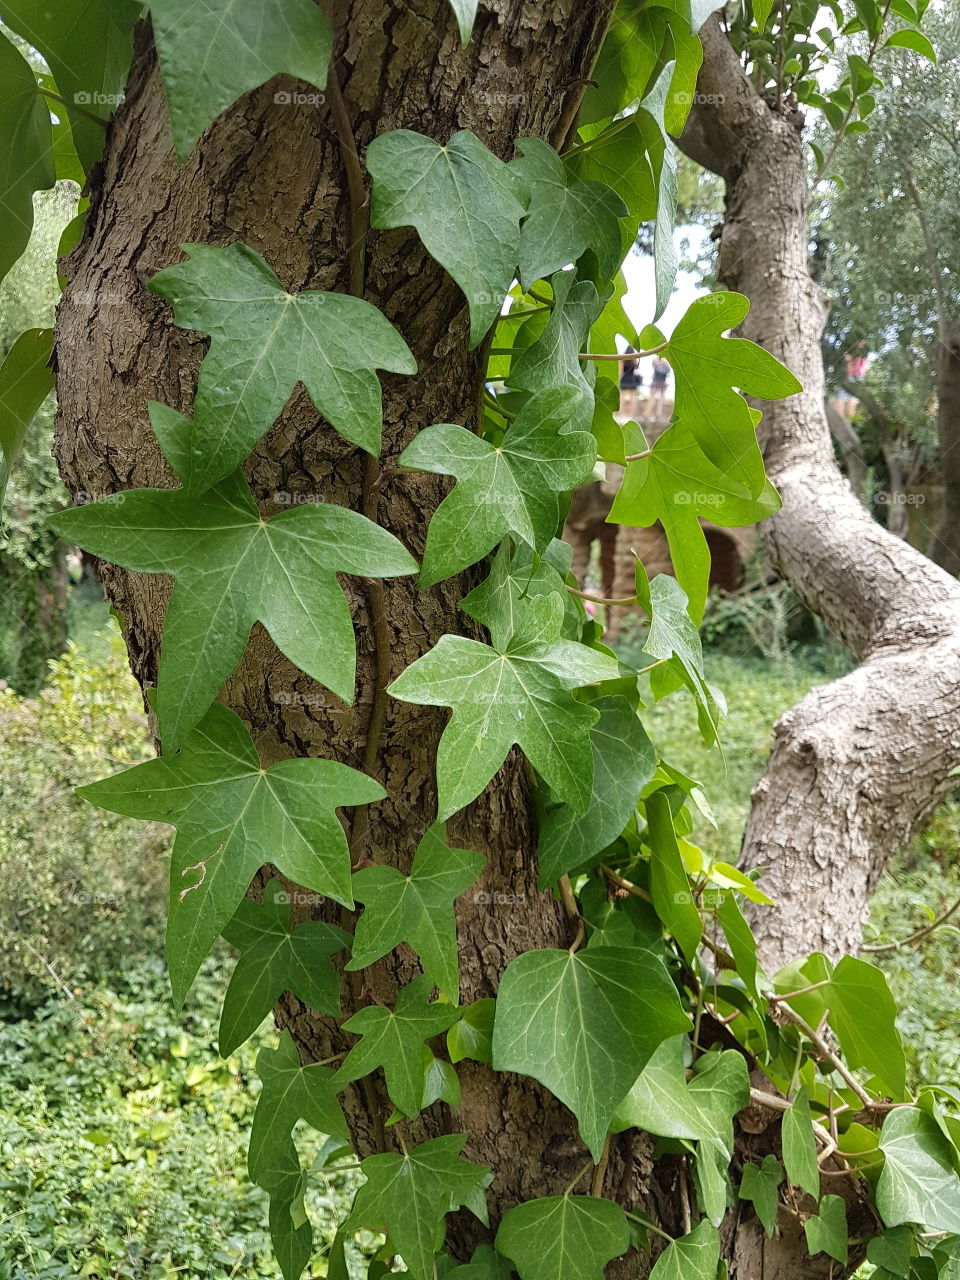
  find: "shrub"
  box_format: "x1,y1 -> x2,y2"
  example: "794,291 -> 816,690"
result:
0,632 -> 167,1008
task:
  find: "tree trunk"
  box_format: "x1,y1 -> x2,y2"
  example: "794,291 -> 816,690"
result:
934,318 -> 960,573
679,17 -> 960,975
50,0 -> 694,1266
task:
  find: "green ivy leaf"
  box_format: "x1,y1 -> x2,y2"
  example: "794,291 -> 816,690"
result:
643,574 -> 720,745
649,1220 -> 720,1280
827,955 -> 906,1098
495,1194 -> 630,1280
348,824 -> 484,999
446,1245 -> 514,1279
367,129 -> 526,347
716,892 -> 761,1002
2,0 -> 135,171
388,593 -> 621,820
343,1135 -> 491,1280
580,4 -> 665,124
506,271 -> 600,428
664,293 -> 802,497
537,695 -> 655,887
693,1136 -> 731,1225
78,701 -> 384,1003
219,879 -> 351,1056
399,386 -> 595,587
782,1086 -> 821,1199
511,138 -> 627,286
148,0 -> 332,158
50,404 -> 417,747
0,328 -> 53,504
420,1050 -> 462,1110
646,788 -> 703,961
249,1031 -> 349,1186
804,1194 -> 848,1264
607,419 -> 780,622
336,976 -> 460,1117
492,944 -> 690,1157
460,538 -> 580,652
447,999 -> 496,1064
866,1224 -> 913,1275
878,1107 -> 960,1234
611,1037 -> 749,1153
738,1155 -> 783,1237
149,243 -> 416,491
0,32 -> 55,289
447,0 -> 479,42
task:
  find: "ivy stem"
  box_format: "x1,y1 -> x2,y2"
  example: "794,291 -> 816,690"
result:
566,585 -> 640,608
561,1159 -> 594,1196
599,864 -> 652,904
775,1003 -> 872,1107
769,979 -> 833,1004
527,288 -> 554,308
623,449 -> 653,463
326,67 -> 391,858
578,344 -> 668,361
590,1135 -> 611,1197
484,391 -> 517,421
623,1209 -> 675,1244
40,88 -> 109,129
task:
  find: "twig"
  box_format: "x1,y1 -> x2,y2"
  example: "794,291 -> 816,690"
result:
591,1136 -> 611,1197
775,1003 -> 872,1107
863,894 -> 960,953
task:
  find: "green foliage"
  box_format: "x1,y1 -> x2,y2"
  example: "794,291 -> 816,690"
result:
0,32 -> 56,285
0,633 -> 166,1007
9,4 -> 956,1278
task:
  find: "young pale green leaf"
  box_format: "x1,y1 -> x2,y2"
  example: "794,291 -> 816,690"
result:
0,328 -> 53,504
537,695 -> 655,887
148,0 -> 331,158
716,891 -> 761,1002
611,1037 -> 749,1153
347,824 -> 484,999
649,1220 -> 720,1280
367,129 -> 525,347
877,1107 -> 960,1234
580,4 -> 665,124
50,404 -> 417,746
77,701 -> 384,1004
827,955 -> 906,1098
665,293 -> 801,497
219,879 -> 350,1056
506,271 -> 601,428
495,1194 -> 630,1280
804,1195 -> 848,1264
344,1135 -> 491,1280
336,976 -> 460,1118
738,1155 -> 783,1237
2,0 -> 135,171
149,244 -> 416,491
782,1086 -> 821,1198
646,789 -> 703,961
447,0 -> 479,42
0,33 -> 55,289
249,1031 -> 348,1188
607,418 -> 780,623
492,944 -> 691,1158
510,137 -> 627,286
447,999 -> 496,1064
398,386 -> 595,587
460,538 -> 580,652
644,574 -> 720,744
388,594 -> 621,820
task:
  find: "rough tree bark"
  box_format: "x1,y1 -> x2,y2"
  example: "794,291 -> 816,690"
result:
934,319 -> 960,572
679,16 -> 960,974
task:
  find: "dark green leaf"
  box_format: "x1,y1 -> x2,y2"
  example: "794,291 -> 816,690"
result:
367,129 -> 525,347
804,1194 -> 847,1264
50,404 -> 417,746
495,1194 -> 630,1280
883,30 -> 936,60
0,32 -> 55,288
336,976 -> 460,1117
388,593 -> 620,820
492,944 -> 690,1157
782,1086 -> 820,1198
348,824 -> 484,999
878,1107 -> 960,1233
148,0 -> 332,158
149,243 -> 416,491
649,1220 -> 720,1279
828,955 -> 906,1098
447,999 -> 496,1064
0,328 -> 53,504
78,701 -> 384,1003
738,1155 -> 783,1236
399,386 -> 595,587
646,789 -> 702,960
343,1135 -> 491,1280
219,879 -> 350,1055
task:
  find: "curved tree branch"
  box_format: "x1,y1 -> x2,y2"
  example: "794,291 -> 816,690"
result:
676,16 -> 960,972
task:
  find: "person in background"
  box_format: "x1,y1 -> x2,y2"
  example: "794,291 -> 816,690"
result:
650,355 -> 670,420
619,346 -> 642,417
